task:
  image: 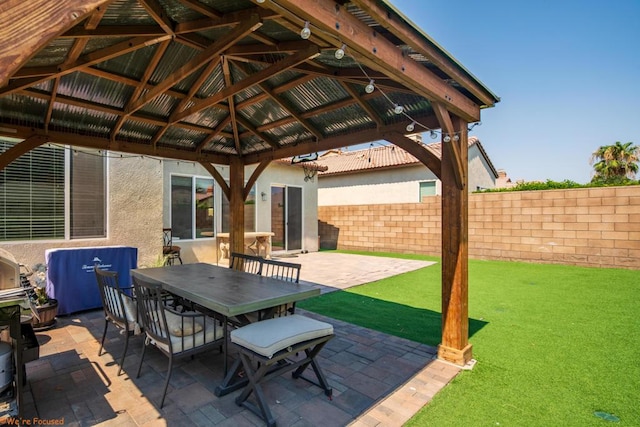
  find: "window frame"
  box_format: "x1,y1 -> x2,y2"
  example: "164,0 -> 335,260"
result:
0,140 -> 107,242
418,180 -> 437,201
169,173 -> 215,241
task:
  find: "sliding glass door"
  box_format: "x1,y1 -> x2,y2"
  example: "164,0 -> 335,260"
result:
270,185 -> 302,252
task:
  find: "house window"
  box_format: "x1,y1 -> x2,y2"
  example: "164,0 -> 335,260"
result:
221,185 -> 256,233
419,181 -> 436,201
170,175 -> 214,240
0,141 -> 106,241
71,150 -> 106,238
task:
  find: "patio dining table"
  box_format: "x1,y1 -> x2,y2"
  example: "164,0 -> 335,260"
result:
129,263 -> 321,384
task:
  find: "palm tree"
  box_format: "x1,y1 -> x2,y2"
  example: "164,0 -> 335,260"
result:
590,141 -> 639,181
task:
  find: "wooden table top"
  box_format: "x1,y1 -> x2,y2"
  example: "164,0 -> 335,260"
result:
131,263 -> 319,317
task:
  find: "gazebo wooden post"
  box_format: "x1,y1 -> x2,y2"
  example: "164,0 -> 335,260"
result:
438,115 -> 472,366
228,156 -> 245,257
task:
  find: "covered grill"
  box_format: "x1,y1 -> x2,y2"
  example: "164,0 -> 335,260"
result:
0,249 -> 41,420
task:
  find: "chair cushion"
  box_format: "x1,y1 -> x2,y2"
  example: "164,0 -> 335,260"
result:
152,316 -> 224,354
164,310 -> 203,337
231,314 -> 333,359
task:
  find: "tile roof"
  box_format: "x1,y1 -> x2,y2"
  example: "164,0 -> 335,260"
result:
316,136 -> 493,176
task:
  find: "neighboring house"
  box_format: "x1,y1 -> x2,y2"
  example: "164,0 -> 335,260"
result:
495,169 -> 517,189
316,135 -> 499,206
0,138 -> 319,268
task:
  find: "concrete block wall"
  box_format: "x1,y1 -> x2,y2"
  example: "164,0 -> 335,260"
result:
318,185 -> 640,269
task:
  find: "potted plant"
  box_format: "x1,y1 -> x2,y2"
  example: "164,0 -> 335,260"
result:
28,263 -> 58,330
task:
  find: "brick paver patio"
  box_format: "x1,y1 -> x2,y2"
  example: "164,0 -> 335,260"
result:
18,253 -> 459,426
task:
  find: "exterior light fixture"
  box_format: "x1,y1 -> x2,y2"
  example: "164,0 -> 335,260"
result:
364,79 -> 375,94
406,121 -> 416,132
335,44 -> 346,59
393,104 -> 404,115
430,130 -> 438,139
300,21 -> 311,39
443,135 -> 451,143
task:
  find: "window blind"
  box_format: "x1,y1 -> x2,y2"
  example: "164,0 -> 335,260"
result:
0,141 -> 65,240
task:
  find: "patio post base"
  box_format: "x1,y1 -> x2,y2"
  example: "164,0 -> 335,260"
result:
437,343 -> 473,366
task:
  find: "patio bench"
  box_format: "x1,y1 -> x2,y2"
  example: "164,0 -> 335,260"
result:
219,315 -> 334,427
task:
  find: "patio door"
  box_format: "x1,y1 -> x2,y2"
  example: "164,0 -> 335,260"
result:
270,185 -> 302,253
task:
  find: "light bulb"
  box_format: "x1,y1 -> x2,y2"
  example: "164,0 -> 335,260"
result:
406,121 -> 415,132
393,104 -> 404,115
364,79 -> 375,94
335,44 -> 346,59
300,22 -> 311,39
256,0 -> 265,2
430,130 -> 438,139
443,135 -> 451,143
453,134 -> 460,142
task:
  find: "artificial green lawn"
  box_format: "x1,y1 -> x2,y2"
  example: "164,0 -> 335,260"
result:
297,251 -> 639,426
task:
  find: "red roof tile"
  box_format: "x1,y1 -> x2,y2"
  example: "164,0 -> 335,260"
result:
316,136 -> 485,176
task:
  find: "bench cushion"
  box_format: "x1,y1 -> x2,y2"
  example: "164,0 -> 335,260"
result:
231,314 -> 333,359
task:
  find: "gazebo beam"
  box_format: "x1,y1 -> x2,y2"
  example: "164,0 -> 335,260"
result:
439,115 -> 471,366
243,115 -> 441,165
125,16 -> 263,115
382,132 -> 441,179
171,44 -> 321,123
268,0 -> 480,123
0,135 -> 49,171
0,125 -> 232,165
0,0 -> 112,87
199,162 -> 230,201
433,102 -> 465,190
350,0 -> 497,107
229,157 -> 246,260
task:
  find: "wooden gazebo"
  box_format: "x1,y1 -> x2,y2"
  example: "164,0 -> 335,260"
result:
0,0 -> 499,365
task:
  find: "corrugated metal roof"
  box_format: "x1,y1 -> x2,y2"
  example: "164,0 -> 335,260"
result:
97,45 -> 160,81
58,73 -> 133,109
0,0 -> 499,163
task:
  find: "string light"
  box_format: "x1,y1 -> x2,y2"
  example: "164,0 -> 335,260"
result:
302,35 -> 472,142
300,21 -> 311,39
364,79 -> 375,94
256,0 -> 265,3
47,142 -> 196,165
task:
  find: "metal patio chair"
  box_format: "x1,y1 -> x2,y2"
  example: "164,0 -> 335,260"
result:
258,258 -> 301,319
229,252 -> 263,275
162,228 -> 182,265
133,276 -> 225,408
94,266 -> 140,376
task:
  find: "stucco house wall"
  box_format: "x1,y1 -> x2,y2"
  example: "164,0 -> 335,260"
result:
257,162 -> 320,254
318,166 -> 440,205
166,160 -> 319,264
1,153 -> 319,268
2,155 -> 164,268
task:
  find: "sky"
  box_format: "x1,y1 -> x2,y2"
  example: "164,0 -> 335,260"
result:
366,0 -> 640,184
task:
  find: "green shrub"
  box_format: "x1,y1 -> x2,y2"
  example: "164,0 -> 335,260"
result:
476,179 -> 639,192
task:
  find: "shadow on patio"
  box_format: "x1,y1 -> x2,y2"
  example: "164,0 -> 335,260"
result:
20,307 -> 460,426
